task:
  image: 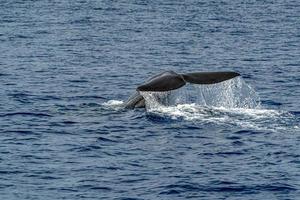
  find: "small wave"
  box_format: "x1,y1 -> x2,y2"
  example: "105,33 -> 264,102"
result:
97,136 -> 117,143
69,145 -> 102,153
79,185 -> 112,191
68,79 -> 89,83
0,112 -> 52,117
158,182 -> 297,195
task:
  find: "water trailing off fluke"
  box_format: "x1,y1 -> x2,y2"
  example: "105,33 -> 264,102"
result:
124,70 -> 241,109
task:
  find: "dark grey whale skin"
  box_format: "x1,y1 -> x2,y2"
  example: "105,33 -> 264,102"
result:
124,92 -> 145,109
124,71 -> 240,109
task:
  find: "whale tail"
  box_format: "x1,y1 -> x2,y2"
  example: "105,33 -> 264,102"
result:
137,71 -> 240,92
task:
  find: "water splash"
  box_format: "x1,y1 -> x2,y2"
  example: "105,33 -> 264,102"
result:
141,77 -> 260,110
102,100 -> 124,110
195,77 -> 260,108
140,77 -> 297,132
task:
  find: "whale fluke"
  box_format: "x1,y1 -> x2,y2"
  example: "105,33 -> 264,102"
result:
137,71 -> 186,92
137,71 -> 240,92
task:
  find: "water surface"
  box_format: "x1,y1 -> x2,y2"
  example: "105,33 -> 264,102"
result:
0,0 -> 299,199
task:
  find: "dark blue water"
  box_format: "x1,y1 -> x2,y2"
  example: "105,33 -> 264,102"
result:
0,1 -> 299,199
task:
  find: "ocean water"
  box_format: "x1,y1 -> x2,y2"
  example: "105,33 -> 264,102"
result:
0,0 -> 299,199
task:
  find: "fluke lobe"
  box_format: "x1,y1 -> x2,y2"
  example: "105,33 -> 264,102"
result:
124,71 -> 240,109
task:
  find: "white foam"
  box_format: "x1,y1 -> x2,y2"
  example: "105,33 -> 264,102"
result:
102,100 -> 124,109
146,103 -> 293,131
